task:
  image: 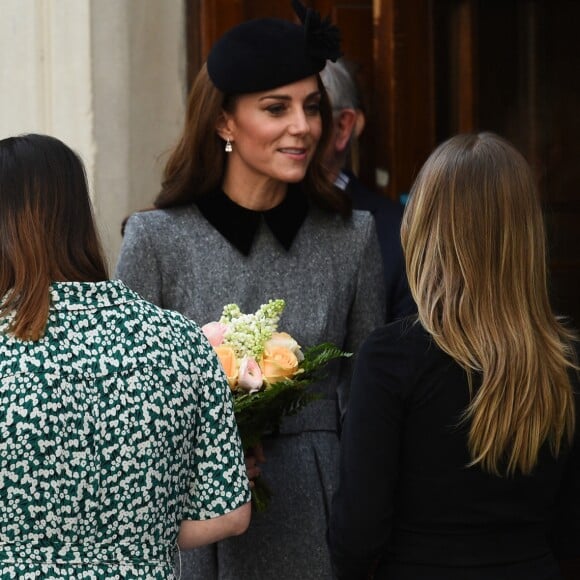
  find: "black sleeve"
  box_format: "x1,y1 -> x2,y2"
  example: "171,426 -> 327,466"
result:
550,369 -> 580,577
328,326 -> 409,579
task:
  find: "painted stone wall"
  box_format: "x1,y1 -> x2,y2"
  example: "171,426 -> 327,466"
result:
0,0 -> 186,269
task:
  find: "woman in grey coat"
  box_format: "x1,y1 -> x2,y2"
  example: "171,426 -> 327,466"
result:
116,2 -> 385,578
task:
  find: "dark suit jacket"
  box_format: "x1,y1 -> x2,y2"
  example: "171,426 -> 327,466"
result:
344,172 -> 415,322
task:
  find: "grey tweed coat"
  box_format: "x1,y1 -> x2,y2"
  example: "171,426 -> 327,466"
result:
115,202 -> 385,579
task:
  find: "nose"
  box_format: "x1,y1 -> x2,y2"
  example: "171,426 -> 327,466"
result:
287,109 -> 310,135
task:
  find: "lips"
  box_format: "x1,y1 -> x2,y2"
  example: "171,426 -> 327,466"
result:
278,147 -> 307,154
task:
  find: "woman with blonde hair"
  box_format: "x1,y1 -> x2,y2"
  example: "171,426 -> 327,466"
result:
328,132 -> 579,579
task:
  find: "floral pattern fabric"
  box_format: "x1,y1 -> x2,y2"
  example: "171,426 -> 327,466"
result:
0,280 -> 250,578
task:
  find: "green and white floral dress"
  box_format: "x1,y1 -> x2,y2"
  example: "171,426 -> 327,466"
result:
0,280 -> 250,578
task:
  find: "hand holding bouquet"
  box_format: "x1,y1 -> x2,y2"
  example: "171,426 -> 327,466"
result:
202,299 -> 350,511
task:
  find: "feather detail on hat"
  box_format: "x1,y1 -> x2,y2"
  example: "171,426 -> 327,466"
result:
291,0 -> 342,63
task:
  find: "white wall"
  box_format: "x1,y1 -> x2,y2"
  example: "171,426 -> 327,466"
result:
0,1 -> 95,182
0,0 -> 186,270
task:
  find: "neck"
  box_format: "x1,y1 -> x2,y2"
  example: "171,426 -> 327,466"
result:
221,173 -> 288,211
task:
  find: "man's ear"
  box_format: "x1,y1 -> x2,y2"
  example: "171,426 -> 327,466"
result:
216,112 -> 233,141
353,109 -> 366,139
334,109 -> 357,153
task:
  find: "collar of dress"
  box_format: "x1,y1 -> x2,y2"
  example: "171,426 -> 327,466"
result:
48,280 -> 137,311
195,185 -> 309,256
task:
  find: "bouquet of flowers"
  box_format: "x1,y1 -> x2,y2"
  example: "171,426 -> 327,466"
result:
202,298 -> 350,511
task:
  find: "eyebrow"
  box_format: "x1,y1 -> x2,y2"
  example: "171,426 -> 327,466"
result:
258,91 -> 321,102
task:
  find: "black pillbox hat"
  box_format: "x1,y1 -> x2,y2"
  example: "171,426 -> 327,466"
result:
207,0 -> 341,95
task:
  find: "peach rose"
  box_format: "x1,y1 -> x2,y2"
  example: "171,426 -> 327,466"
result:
237,356 -> 263,394
202,321 -> 229,347
214,345 -> 238,389
264,332 -> 304,362
260,346 -> 299,385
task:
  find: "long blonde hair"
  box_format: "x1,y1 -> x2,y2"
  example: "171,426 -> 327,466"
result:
401,132 -> 577,476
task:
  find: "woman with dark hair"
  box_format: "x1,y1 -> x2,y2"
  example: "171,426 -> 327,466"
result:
328,132 -> 580,579
0,134 -> 251,577
115,2 -> 385,578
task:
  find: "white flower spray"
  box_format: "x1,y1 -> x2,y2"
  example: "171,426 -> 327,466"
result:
219,299 -> 285,359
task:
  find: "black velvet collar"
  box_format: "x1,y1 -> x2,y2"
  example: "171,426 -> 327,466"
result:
195,184 -> 309,256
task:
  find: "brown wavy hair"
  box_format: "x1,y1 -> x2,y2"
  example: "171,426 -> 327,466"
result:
401,132 -> 577,476
0,134 -> 108,340
154,64 -> 349,216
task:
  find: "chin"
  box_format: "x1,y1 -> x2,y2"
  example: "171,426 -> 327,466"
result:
284,176 -> 307,184
277,170 -> 309,184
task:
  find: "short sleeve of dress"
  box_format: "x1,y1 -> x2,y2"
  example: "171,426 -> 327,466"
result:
116,213 -> 163,307
337,214 -> 386,417
181,324 -> 251,520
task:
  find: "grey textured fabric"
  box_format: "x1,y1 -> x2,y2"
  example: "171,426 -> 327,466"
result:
115,203 -> 385,579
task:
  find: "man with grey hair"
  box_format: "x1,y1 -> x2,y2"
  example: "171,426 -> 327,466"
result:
321,59 -> 415,321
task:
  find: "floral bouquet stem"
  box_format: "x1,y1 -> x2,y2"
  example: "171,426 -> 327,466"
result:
251,477 -> 272,513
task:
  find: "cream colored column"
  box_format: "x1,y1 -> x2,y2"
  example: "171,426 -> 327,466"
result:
0,0 -> 95,187
91,0 -> 186,270
0,0 -> 186,270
